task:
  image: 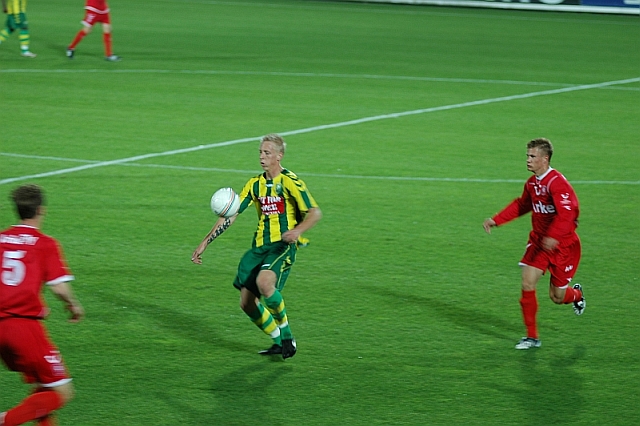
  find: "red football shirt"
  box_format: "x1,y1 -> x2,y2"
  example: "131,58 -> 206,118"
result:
85,0 -> 109,13
493,168 -> 580,247
0,225 -> 74,319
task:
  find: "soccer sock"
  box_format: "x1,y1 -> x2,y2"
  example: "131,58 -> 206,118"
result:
264,291 -> 293,340
561,286 -> 582,304
519,289 -> 538,339
3,391 -> 63,426
18,30 -> 29,52
68,30 -> 87,49
0,28 -> 9,43
247,302 -> 281,345
103,32 -> 112,56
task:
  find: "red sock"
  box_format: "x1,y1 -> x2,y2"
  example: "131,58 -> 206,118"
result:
4,391 -> 63,426
520,290 -> 538,339
562,286 -> 581,304
103,32 -> 112,56
68,30 -> 87,49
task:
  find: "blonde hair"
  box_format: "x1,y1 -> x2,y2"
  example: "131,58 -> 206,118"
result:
528,138 -> 553,162
260,133 -> 286,154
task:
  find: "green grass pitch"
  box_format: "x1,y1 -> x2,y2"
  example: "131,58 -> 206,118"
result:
1,0 -> 639,424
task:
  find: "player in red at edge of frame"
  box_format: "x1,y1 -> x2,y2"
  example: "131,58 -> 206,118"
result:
1,184 -> 84,426
66,0 -> 120,61
483,138 -> 586,350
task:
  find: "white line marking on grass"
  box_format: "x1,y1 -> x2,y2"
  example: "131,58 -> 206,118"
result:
1,76 -> 638,186
3,153 -> 638,185
274,76 -> 640,137
296,172 -> 640,185
0,138 -> 258,185
2,69 -> 639,91
0,153 -> 102,163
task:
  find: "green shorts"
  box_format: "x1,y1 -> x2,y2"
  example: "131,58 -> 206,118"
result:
233,241 -> 297,297
7,13 -> 28,31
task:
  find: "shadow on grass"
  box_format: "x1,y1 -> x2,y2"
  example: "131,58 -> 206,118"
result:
492,345 -> 587,426
364,285 -> 520,342
209,362 -> 294,423
95,291 -> 255,355
365,285 -> 587,424
153,362 -> 293,425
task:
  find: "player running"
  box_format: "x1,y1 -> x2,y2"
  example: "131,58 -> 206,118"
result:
192,134 -> 322,359
1,184 -> 84,426
0,0 -> 36,57
66,0 -> 120,61
483,138 -> 585,350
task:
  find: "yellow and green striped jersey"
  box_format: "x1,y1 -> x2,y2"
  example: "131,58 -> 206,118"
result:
5,0 -> 27,14
238,169 -> 319,247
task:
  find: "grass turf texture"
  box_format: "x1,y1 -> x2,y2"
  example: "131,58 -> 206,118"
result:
1,0 -> 639,424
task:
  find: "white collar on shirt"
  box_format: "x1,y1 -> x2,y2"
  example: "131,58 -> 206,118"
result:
536,167 -> 554,181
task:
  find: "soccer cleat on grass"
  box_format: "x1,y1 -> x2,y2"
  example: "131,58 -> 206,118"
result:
258,344 -> 282,356
281,338 -> 297,359
572,283 -> 586,315
66,48 -> 74,59
105,55 -> 121,62
21,51 -> 37,58
515,337 -> 541,350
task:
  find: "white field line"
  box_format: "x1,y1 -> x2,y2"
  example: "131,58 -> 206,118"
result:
1,76 -> 639,186
1,69 -> 639,91
3,153 -> 638,185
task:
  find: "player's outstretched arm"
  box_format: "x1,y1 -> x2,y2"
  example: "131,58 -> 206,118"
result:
49,282 -> 84,322
191,215 -> 237,264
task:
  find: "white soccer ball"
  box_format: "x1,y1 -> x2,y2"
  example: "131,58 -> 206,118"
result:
210,187 -> 240,218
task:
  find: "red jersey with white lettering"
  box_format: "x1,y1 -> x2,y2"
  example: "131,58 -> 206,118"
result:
0,225 -> 74,319
85,0 -> 109,14
492,168 -> 580,248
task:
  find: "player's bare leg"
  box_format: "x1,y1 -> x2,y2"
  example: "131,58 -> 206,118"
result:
549,284 -> 566,304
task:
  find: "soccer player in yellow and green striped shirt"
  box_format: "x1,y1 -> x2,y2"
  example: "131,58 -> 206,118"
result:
0,0 -> 36,57
192,134 -> 322,359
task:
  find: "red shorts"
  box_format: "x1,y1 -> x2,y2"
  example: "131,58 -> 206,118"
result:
0,318 -> 71,387
519,236 -> 581,288
82,10 -> 111,27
